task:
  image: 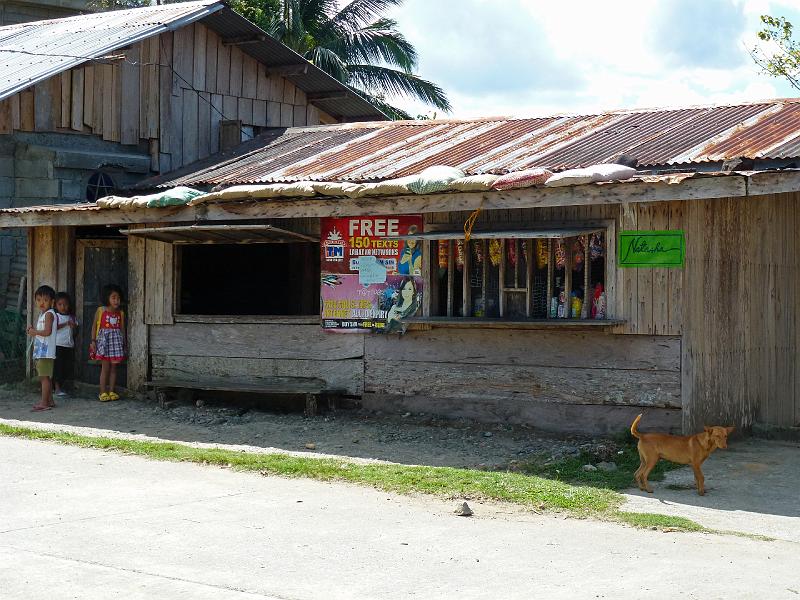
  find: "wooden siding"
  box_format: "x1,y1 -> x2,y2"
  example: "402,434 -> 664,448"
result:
149,322 -> 365,395
364,330 -> 681,409
681,193 -> 800,431
426,195 -> 800,430
0,22 -> 330,172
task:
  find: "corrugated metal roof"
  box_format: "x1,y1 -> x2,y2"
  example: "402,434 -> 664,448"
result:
0,0 -> 385,119
142,98 -> 800,188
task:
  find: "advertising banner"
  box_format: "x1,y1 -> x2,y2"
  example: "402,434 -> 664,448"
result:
320,215 -> 424,332
321,215 -> 424,275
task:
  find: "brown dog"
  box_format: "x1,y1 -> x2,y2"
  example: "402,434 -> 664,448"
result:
631,414 -> 734,496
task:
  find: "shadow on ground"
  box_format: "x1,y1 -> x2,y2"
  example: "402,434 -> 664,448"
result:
0,387 -> 601,470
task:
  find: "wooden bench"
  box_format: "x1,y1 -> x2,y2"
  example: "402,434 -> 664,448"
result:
144,378 -> 345,417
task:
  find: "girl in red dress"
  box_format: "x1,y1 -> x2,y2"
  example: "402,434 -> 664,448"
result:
90,284 -> 126,402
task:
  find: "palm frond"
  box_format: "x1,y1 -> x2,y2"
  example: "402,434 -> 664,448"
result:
352,90 -> 415,120
306,46 -> 350,83
330,18 -> 417,71
346,64 -> 451,111
334,0 -> 406,30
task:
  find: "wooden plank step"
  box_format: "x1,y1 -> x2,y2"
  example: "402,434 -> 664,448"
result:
145,378 -> 344,395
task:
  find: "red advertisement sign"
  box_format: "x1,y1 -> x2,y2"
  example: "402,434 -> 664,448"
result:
320,215 -> 424,332
321,215 -> 424,276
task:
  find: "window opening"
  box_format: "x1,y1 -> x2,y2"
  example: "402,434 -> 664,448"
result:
177,243 -> 320,316
86,172 -> 115,203
431,231 -> 608,321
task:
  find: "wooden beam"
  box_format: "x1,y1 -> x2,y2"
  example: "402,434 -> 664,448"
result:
306,91 -> 349,101
221,35 -> 266,46
265,63 -> 309,76
0,173 -> 757,228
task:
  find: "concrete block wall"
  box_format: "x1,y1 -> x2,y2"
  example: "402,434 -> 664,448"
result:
0,131 -> 152,311
0,0 -> 88,26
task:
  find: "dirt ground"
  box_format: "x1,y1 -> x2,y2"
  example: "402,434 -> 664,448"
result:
0,384 -> 619,469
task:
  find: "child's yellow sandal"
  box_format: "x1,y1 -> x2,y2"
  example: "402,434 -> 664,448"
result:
99,393 -> 111,402
108,392 -> 120,401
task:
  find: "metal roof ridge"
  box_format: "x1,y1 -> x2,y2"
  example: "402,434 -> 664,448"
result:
0,0 -> 221,30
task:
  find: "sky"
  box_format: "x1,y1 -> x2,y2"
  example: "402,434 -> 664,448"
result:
386,0 -> 800,119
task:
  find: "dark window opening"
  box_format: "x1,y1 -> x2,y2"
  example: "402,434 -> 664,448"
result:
178,243 -> 320,316
86,172 -> 115,203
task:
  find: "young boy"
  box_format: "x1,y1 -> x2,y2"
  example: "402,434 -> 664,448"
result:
27,285 -> 58,412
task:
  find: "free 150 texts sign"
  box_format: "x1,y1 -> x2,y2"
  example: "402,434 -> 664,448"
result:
320,216 -> 424,332
618,230 -> 685,268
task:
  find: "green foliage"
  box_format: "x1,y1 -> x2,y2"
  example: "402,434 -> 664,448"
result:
752,15 -> 800,90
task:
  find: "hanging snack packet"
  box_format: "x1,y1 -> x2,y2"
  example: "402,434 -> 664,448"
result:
555,239 -> 566,268
507,240 -> 518,268
473,240 -> 484,264
456,240 -> 465,271
590,233 -> 604,260
573,238 -> 584,272
437,240 -> 449,269
489,239 -> 502,267
536,239 -> 548,269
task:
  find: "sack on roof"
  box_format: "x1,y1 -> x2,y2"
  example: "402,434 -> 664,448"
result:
492,168 -> 553,190
406,166 -> 466,194
97,186 -> 204,209
545,163 -> 636,187
449,174 -> 500,191
351,175 -> 418,198
310,181 -> 363,197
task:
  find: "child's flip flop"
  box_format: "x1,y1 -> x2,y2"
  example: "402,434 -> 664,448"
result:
31,405 -> 52,412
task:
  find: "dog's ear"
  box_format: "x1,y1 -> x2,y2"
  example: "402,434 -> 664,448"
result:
725,426 -> 735,435
704,426 -> 712,432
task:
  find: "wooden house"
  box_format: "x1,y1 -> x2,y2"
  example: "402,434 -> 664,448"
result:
3,98 -> 800,435
0,0 -> 385,311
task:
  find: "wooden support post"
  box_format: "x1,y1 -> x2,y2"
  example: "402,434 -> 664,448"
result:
481,240 -> 487,317
525,240 -> 533,318
304,393 -> 318,417
446,240 -> 454,317
564,238 -> 572,319
499,239 -> 506,318
546,239 -> 554,319
583,234 -> 591,319
463,240 -> 471,317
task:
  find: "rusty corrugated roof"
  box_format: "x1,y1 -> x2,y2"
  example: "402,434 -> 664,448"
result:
146,98 -> 800,188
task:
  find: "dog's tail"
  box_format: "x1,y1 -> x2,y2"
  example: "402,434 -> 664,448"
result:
630,413 -> 643,439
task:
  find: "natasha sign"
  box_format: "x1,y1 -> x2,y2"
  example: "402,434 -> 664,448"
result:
618,230 -> 685,268
320,216 -> 424,332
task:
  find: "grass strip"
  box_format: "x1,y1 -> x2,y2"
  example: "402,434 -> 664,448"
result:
516,440 -> 680,491
0,423 -> 707,532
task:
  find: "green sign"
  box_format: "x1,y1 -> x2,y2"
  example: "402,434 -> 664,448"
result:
618,230 -> 684,268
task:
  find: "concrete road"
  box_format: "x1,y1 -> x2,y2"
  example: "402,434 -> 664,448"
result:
1,437 -> 798,600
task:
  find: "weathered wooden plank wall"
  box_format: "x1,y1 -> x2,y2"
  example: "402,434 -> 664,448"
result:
364,330 -> 681,408
0,22 -> 336,172
681,193 -> 800,431
149,323 -> 365,394
427,195 -> 799,430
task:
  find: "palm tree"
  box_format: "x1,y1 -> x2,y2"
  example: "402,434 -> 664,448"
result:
231,0 -> 451,119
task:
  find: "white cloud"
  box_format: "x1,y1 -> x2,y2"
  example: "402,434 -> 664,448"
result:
385,0 -> 800,119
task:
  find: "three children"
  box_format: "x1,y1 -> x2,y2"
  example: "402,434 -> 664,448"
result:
27,283 -> 126,409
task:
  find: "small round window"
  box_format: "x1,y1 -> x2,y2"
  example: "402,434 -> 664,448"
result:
86,172 -> 115,202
